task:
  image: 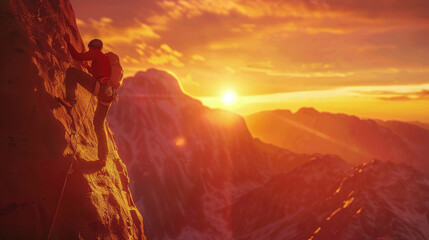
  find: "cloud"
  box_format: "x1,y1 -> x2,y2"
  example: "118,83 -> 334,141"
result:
353,90 -> 400,96
153,0 -> 429,22
76,18 -> 85,26
147,44 -> 185,67
160,44 -> 183,57
355,89 -> 429,101
358,44 -> 398,52
377,90 -> 429,101
71,0 -> 429,98
77,17 -> 160,47
243,66 -> 354,78
378,96 -> 414,101
309,0 -> 429,19
208,42 -> 240,50
230,24 -> 256,33
191,54 -> 205,61
154,0 -> 347,20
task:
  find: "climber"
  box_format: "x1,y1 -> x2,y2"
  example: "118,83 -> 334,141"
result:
59,33 -> 115,167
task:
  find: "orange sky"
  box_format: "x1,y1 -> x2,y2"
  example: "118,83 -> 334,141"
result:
70,0 -> 429,122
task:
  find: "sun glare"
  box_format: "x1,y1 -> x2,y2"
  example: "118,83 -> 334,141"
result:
222,90 -> 238,106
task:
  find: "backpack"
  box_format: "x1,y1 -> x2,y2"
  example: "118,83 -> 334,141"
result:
105,52 -> 123,89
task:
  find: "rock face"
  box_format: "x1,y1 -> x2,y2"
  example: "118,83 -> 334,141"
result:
0,0 -> 145,239
245,108 -> 429,172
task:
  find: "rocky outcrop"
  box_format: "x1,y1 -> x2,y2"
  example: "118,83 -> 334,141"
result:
0,0 -> 145,239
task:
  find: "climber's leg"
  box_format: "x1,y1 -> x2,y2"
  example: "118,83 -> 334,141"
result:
93,101 -> 110,165
64,67 -> 96,106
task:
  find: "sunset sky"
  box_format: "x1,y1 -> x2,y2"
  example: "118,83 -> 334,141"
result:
70,0 -> 429,122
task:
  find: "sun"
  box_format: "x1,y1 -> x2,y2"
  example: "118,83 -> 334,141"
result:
221,90 -> 238,106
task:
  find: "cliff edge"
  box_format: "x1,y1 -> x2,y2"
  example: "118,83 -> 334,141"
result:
0,0 -> 145,239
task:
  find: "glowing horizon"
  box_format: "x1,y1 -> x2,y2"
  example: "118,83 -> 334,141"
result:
198,83 -> 429,122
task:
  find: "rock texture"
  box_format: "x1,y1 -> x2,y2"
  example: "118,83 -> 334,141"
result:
232,159 -> 429,240
231,156 -> 351,240
0,0 -> 145,239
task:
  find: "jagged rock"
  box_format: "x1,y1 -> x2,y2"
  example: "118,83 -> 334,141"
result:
232,159 -> 429,240
0,0 -> 145,239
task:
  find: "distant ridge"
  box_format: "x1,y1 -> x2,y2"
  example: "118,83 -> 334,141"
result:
245,107 -> 429,173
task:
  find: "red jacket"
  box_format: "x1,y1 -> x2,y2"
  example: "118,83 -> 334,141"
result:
67,42 -> 111,82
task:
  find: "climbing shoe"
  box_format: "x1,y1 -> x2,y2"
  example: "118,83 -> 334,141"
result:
98,158 -> 107,168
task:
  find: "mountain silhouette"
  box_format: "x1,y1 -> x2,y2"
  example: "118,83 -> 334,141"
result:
108,70 -> 332,239
245,108 -> 429,173
108,70 -> 429,240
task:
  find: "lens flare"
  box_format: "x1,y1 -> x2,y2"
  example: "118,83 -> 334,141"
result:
175,137 -> 186,147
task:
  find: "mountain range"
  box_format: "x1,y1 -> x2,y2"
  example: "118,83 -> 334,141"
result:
245,108 -> 429,173
108,70 -> 429,240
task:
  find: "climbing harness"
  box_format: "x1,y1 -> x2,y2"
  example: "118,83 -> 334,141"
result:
46,93 -> 95,240
93,78 -> 116,107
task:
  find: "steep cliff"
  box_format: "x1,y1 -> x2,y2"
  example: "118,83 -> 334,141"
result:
0,0 -> 145,239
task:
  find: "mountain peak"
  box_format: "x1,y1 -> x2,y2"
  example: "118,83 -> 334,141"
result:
125,68 -> 185,95
271,109 -> 292,116
287,154 -> 350,181
353,159 -> 422,182
297,107 -> 319,115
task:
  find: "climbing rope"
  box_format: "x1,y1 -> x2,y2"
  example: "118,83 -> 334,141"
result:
46,93 -> 95,240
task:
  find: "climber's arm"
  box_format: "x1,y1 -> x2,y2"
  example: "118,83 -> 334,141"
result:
64,34 -> 96,61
